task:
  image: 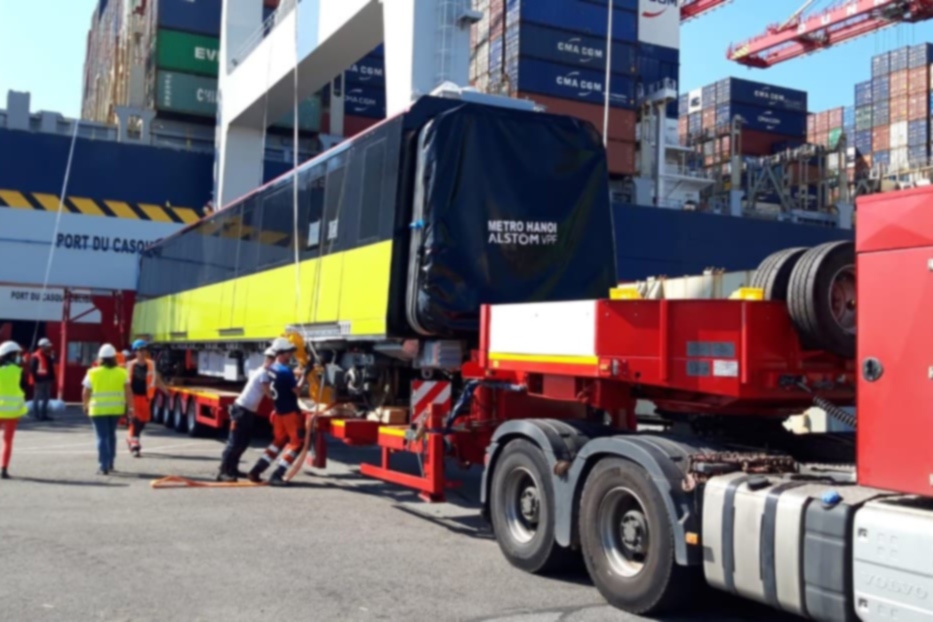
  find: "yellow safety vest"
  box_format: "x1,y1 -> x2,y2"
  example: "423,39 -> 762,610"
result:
88,366 -> 128,417
0,364 -> 27,420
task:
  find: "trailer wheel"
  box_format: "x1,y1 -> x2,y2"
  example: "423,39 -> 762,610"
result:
173,397 -> 189,434
787,241 -> 856,357
750,247 -> 807,300
186,399 -> 207,438
490,439 -> 569,574
165,396 -> 179,428
579,458 -> 696,616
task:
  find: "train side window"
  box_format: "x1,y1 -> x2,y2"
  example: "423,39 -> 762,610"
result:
357,139 -> 387,244
237,197 -> 262,277
214,203 -> 242,282
322,164 -> 346,253
302,165 -> 326,256
259,185 -> 294,270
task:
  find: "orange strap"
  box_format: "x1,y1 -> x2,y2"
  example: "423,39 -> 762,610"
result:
150,476 -> 267,489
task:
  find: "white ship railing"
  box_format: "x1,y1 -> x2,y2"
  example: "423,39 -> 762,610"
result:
229,0 -> 301,72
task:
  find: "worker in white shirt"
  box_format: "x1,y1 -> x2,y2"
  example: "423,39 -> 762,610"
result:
216,348 -> 275,482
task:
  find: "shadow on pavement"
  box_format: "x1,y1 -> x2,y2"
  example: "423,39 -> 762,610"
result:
11,476 -> 129,488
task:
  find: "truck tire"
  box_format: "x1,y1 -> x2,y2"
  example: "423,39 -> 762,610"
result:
579,458 -> 697,616
165,396 -> 179,428
186,399 -> 207,438
750,247 -> 807,301
490,439 -> 571,574
151,393 -> 164,425
173,397 -> 189,434
787,241 -> 856,357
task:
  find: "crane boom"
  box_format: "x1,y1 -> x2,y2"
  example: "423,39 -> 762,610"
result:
681,0 -> 735,21
727,0 -> 933,68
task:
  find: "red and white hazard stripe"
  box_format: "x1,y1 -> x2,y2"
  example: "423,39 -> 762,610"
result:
410,380 -> 452,424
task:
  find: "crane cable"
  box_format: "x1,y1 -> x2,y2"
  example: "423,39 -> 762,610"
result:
29,118 -> 81,351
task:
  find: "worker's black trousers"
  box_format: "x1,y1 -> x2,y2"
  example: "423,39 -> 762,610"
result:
220,405 -> 257,476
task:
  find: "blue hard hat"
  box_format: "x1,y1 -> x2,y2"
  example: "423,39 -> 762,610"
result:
132,339 -> 149,351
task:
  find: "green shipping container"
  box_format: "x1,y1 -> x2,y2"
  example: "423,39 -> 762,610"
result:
156,71 -> 218,118
828,128 -> 843,150
272,97 -> 323,133
156,29 -> 220,77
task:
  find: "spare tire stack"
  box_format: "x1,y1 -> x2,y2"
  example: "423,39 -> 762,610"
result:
751,241 -> 856,358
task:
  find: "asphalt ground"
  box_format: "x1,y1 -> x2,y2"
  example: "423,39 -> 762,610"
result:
0,408 -> 796,622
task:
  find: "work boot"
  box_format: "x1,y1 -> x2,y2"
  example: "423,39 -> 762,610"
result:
247,468 -> 263,484
216,472 -> 237,483
1,467 -> 9,480
132,447 -> 141,458
268,467 -> 287,487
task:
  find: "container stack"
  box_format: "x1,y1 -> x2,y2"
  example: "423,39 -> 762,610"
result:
470,0 -> 681,177
82,0 -> 126,124
322,46 -> 387,137
806,106 -> 845,149
678,77 -> 808,167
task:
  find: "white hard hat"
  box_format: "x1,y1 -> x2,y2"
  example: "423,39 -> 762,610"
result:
98,344 -> 117,359
0,341 -> 22,358
38,338 -> 52,347
264,347 -> 277,358
270,337 -> 296,353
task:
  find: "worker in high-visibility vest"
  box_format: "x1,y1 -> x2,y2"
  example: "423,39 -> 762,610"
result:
125,339 -> 166,458
0,341 -> 27,480
82,344 -> 132,475
30,337 -> 56,421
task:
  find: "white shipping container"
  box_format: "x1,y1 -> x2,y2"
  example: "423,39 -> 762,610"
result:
890,121 -> 909,148
891,146 -> 910,171
827,153 -> 841,171
688,88 -> 703,114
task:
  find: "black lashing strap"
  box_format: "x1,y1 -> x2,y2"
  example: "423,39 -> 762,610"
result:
760,481 -> 808,610
721,475 -> 751,594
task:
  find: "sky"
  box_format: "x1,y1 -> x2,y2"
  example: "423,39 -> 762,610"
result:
3,0 -> 933,118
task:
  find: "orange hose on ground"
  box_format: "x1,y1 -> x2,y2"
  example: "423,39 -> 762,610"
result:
150,475 -> 266,489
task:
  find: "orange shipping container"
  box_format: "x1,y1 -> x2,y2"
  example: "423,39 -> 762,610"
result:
909,92 -> 929,120
891,95 -> 909,123
891,69 -> 909,97
606,140 -> 637,175
828,107 -> 844,129
702,108 -> 716,130
815,111 -> 830,133
872,126 -> 890,151
515,92 -> 637,142
807,114 -> 816,134
909,66 -> 930,93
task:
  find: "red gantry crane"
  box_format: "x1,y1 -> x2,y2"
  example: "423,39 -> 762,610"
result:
728,0 -> 933,68
681,0 -> 735,21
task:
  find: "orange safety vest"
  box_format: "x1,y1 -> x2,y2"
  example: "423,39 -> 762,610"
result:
126,359 -> 156,399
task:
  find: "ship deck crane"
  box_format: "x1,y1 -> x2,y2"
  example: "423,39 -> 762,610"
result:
727,0 -> 933,68
681,0 -> 736,21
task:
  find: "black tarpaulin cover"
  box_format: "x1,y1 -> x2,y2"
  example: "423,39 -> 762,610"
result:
407,103 -> 616,336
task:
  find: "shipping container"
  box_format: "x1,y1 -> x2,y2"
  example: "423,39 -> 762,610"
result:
490,0 -> 505,39
342,114 -> 381,138
687,88 -> 703,113
505,0 -> 638,41
815,110 -> 829,133
873,149 -> 890,167
908,65 -> 930,94
636,53 -> 679,89
578,0 -> 639,10
157,0 -> 222,37
713,77 -> 807,112
606,140 -> 637,175
891,95 -> 909,123
155,29 -> 219,77
828,106 -> 844,129
155,70 -> 217,118
871,75 -> 890,101
890,120 -> 909,148
702,107 -> 716,130
891,69 -> 909,97
678,93 -> 688,116
855,106 -> 873,131
872,126 -> 891,151
854,129 -> 873,153
872,100 -> 890,127
908,42 -> 933,68
713,102 -> 806,135
908,118 -> 929,144
890,46 -> 910,72
855,80 -> 873,107
677,116 -> 688,140
843,105 -> 855,128
688,111 -> 701,134
908,144 -> 929,166
501,57 -> 637,108
345,54 -> 386,87
271,96 -> 323,133
806,114 -> 815,135
891,145 -> 909,170
828,127 -> 843,149
503,23 -> 637,74
871,51 -> 891,77
344,85 -> 387,119
515,91 -> 637,141
908,91 -> 929,120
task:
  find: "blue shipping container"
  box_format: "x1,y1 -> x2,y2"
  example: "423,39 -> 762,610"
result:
636,55 -> 678,87
854,129 -> 872,153
489,37 -> 504,73
716,103 -> 807,136
715,77 -> 807,112
504,23 -> 637,74
579,0 -> 639,10
854,80 -> 873,107
344,85 -> 386,119
678,93 -> 688,116
157,0 -> 222,37
855,106 -> 872,131
506,0 -> 638,42
688,112 -> 701,133
345,55 -> 385,88
702,84 -> 717,107
909,43 -> 933,69
637,42 -> 680,65
503,57 -> 637,108
873,150 -> 890,166
890,46 -> 909,72
909,145 -> 929,164
843,106 -> 855,128
872,51 -> 891,77
871,76 -> 890,101
908,119 -> 929,145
